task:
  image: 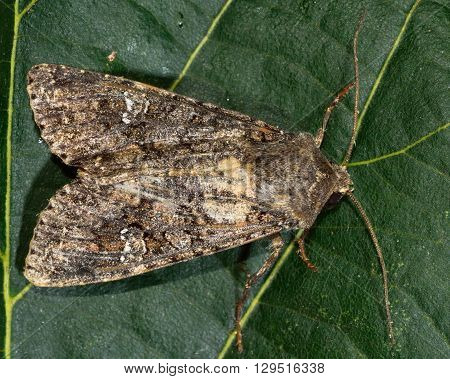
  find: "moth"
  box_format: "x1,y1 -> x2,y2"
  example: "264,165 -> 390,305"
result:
25,20 -> 393,351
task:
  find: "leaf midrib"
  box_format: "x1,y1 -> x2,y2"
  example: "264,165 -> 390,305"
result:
1,0 -> 38,359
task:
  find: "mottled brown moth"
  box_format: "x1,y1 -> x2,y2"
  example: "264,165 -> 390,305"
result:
25,19 -> 394,351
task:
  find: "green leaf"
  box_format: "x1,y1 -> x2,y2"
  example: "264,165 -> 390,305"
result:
1,0 -> 448,358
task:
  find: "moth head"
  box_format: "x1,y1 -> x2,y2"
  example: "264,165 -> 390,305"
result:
321,164 -> 352,209
333,164 -> 353,194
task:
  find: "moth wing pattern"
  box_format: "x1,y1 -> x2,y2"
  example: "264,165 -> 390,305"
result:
27,64 -> 284,176
25,64 -> 345,286
25,178 -> 290,287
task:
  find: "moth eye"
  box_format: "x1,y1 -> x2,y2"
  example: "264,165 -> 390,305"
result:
325,192 -> 343,209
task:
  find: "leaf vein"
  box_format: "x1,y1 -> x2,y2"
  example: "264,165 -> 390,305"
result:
2,0 -> 20,360
11,284 -> 33,306
217,230 -> 303,358
169,0 -> 234,91
18,0 -> 39,19
404,152 -> 450,181
11,287 -> 93,356
348,122 -> 449,167
366,165 -> 436,219
355,0 -> 423,138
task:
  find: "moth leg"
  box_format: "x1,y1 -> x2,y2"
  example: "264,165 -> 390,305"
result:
234,234 -> 284,352
296,230 -> 318,272
315,82 -> 355,147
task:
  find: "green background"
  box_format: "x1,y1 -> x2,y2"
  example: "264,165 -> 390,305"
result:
0,0 -> 448,358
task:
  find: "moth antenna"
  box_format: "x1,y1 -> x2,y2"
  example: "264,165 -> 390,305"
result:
315,82 -> 354,147
346,191 -> 395,344
342,12 -> 365,165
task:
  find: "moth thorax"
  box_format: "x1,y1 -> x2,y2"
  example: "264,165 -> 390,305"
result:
332,164 -> 353,194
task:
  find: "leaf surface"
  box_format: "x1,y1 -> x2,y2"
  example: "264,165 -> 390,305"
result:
1,0 -> 448,358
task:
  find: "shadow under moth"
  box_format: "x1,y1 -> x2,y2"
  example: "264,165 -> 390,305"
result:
24,22 -> 394,352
